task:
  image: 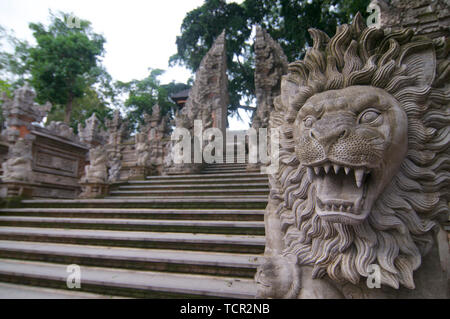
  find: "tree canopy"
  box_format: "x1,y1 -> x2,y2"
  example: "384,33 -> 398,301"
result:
116,68 -> 190,132
170,0 -> 370,115
27,12 -> 107,123
1,2 -> 372,132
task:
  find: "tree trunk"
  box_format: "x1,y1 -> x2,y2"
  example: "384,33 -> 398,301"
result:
64,94 -> 73,124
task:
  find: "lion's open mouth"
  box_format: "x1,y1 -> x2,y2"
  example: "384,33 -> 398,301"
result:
306,162 -> 372,224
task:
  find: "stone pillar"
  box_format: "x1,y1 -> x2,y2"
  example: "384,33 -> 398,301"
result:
248,27 -> 288,171
104,110 -> 128,181
78,113 -> 107,148
252,27 -> 288,131
166,31 -> 229,174
184,30 -> 229,136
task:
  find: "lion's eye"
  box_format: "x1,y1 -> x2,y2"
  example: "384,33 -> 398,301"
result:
358,109 -> 381,124
303,116 -> 316,128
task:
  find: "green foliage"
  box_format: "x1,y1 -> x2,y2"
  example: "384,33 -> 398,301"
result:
27,11 -> 106,123
170,0 -> 371,115
0,25 -> 31,90
46,87 -> 113,134
116,69 -> 190,131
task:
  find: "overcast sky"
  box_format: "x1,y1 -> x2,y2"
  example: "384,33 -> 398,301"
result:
0,0 -> 251,128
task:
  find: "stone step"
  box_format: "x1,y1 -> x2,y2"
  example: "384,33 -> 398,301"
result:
114,183 -> 268,191
145,172 -> 266,180
0,227 -> 266,253
0,208 -> 265,221
201,169 -> 252,174
109,188 -> 269,197
0,216 -> 265,235
124,176 -> 268,185
202,167 -> 248,172
0,258 -> 256,298
21,197 -> 268,209
0,155 -> 269,298
203,163 -> 248,168
0,282 -> 121,299
0,241 -> 264,278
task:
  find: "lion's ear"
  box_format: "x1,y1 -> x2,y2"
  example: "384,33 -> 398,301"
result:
398,39 -> 436,88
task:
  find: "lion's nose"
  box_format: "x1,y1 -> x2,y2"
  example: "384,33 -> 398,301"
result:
310,127 -> 349,151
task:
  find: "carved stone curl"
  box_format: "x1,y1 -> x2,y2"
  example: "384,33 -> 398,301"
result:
257,13 -> 449,298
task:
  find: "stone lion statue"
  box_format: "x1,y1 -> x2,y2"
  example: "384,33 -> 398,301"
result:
256,13 -> 449,298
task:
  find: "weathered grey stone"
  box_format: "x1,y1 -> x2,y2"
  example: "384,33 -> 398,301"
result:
135,133 -> 150,167
256,13 -> 449,298
373,0 -> 450,39
252,27 -> 288,130
105,109 -> 128,147
248,27 -> 288,171
177,30 -> 229,134
0,85 -> 88,199
166,33 -> 229,175
79,146 -> 109,198
1,84 -> 51,130
1,138 -> 33,183
81,146 -> 108,184
46,121 -> 78,142
78,113 -> 107,147
107,152 -> 121,183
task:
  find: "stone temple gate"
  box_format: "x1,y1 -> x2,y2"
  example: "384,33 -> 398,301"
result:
0,0 -> 447,299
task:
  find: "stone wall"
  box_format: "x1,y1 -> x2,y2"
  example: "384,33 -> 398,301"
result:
0,85 -> 88,199
29,126 -> 88,198
374,0 -> 450,39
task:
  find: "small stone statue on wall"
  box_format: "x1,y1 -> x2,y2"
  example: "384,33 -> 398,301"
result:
82,146 -> 108,184
2,138 -> 34,183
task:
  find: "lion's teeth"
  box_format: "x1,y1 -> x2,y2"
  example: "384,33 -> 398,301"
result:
314,167 -> 321,175
333,164 -> 340,174
307,167 -> 314,182
344,167 -> 350,175
354,169 -> 365,188
339,205 -> 344,212
324,164 -> 331,174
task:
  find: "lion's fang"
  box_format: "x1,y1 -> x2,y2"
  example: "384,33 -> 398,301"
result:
333,164 -> 340,174
354,169 -> 365,188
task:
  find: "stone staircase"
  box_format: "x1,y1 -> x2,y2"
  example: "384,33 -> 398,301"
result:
0,161 -> 268,298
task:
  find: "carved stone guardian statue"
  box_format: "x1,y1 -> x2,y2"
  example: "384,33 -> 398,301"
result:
79,146 -> 109,198
256,13 -> 449,298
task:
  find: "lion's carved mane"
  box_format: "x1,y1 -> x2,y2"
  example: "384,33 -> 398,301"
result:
256,13 -> 449,298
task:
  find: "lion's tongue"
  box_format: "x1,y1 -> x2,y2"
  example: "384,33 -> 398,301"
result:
315,171 -> 363,204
